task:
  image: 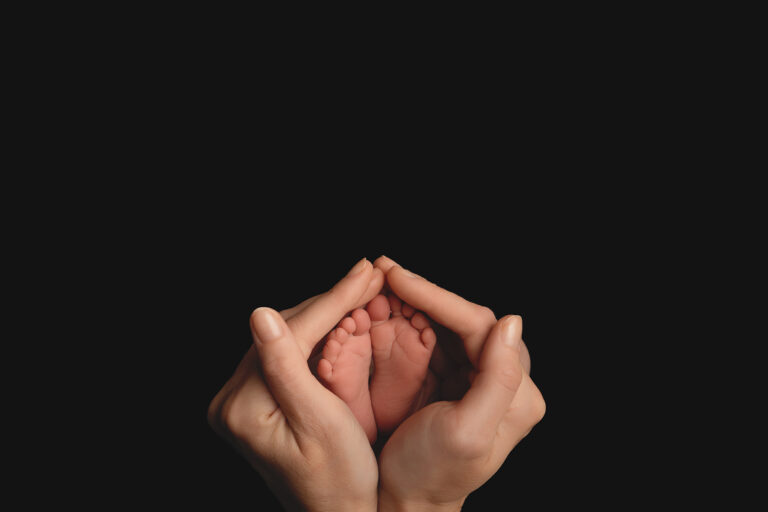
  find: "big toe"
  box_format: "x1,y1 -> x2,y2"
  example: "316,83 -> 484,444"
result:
350,308 -> 371,335
366,294 -> 391,322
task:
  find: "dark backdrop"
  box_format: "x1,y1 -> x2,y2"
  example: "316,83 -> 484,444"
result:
37,12 -> 735,508
101,30 -> 681,506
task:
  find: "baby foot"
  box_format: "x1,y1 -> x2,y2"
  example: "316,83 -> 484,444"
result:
368,294 -> 437,434
317,308 -> 377,443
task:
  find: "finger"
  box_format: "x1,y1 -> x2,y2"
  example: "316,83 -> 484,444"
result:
280,295 -> 319,321
280,267 -> 383,322
498,372 -> 546,452
386,265 -> 496,365
520,340 -> 531,374
251,307 -> 331,424
373,255 -> 399,274
456,316 -> 524,434
287,258 -> 374,357
360,267 -> 386,306
373,255 -> 399,294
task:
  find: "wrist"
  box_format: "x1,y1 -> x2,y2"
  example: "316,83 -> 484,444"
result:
378,487 -> 464,512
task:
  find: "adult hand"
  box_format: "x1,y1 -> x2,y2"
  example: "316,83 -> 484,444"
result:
207,259 -> 384,512
373,257 -> 546,511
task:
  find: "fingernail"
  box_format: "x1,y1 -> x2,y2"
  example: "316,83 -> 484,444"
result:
253,308 -> 283,344
503,317 -> 521,349
379,255 -> 400,267
400,267 -> 419,278
347,258 -> 370,276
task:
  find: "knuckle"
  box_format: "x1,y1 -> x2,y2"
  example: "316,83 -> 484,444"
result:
323,286 -> 347,306
528,394 -> 547,424
520,390 -> 546,426
220,393 -> 265,440
449,429 -> 492,459
261,352 -> 302,383
498,366 -> 523,393
474,306 -> 497,331
220,396 -> 250,438
441,416 -> 492,459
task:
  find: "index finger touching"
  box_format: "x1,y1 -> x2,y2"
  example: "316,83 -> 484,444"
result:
386,265 -> 497,364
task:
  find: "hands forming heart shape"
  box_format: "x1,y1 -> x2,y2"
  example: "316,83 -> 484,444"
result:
208,256 -> 545,512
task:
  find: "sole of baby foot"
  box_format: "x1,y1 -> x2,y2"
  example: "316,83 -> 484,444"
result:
318,308 -> 377,443
368,294 -> 437,434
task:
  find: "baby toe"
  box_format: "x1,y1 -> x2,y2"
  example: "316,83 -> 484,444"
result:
340,316 -> 356,334
388,293 -> 403,316
420,327 -> 437,351
350,308 -> 371,335
324,338 -> 342,363
401,303 -> 415,318
410,312 -> 430,331
366,294 -> 391,322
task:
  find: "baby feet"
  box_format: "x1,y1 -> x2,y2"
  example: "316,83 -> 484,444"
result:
317,294 -> 436,440
317,308 -> 377,443
368,294 -> 437,434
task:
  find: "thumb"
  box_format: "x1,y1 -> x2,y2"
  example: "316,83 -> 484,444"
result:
456,315 -> 524,434
250,307 -> 328,424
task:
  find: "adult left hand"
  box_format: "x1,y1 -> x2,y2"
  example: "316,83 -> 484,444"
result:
208,259 -> 384,512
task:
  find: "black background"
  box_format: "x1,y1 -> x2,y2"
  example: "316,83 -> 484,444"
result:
16,4 -> 756,507
62,21 -> 719,508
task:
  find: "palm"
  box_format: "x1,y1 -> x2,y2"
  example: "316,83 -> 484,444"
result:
378,326 -> 492,503
416,324 -> 474,409
378,323 -> 535,505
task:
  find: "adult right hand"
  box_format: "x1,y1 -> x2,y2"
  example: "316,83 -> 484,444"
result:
373,257 -> 546,511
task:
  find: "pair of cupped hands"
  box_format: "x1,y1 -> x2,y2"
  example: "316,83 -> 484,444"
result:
208,256 -> 546,512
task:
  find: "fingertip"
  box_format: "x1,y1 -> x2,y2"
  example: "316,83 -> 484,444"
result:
389,265 -> 420,280
373,255 -> 399,273
250,307 -> 285,346
250,306 -> 275,325
346,257 -> 372,277
358,267 -> 386,307
499,315 -> 523,350
371,267 -> 385,284
502,314 -> 523,330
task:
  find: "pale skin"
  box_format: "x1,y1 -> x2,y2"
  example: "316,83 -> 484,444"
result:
207,256 -> 545,512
